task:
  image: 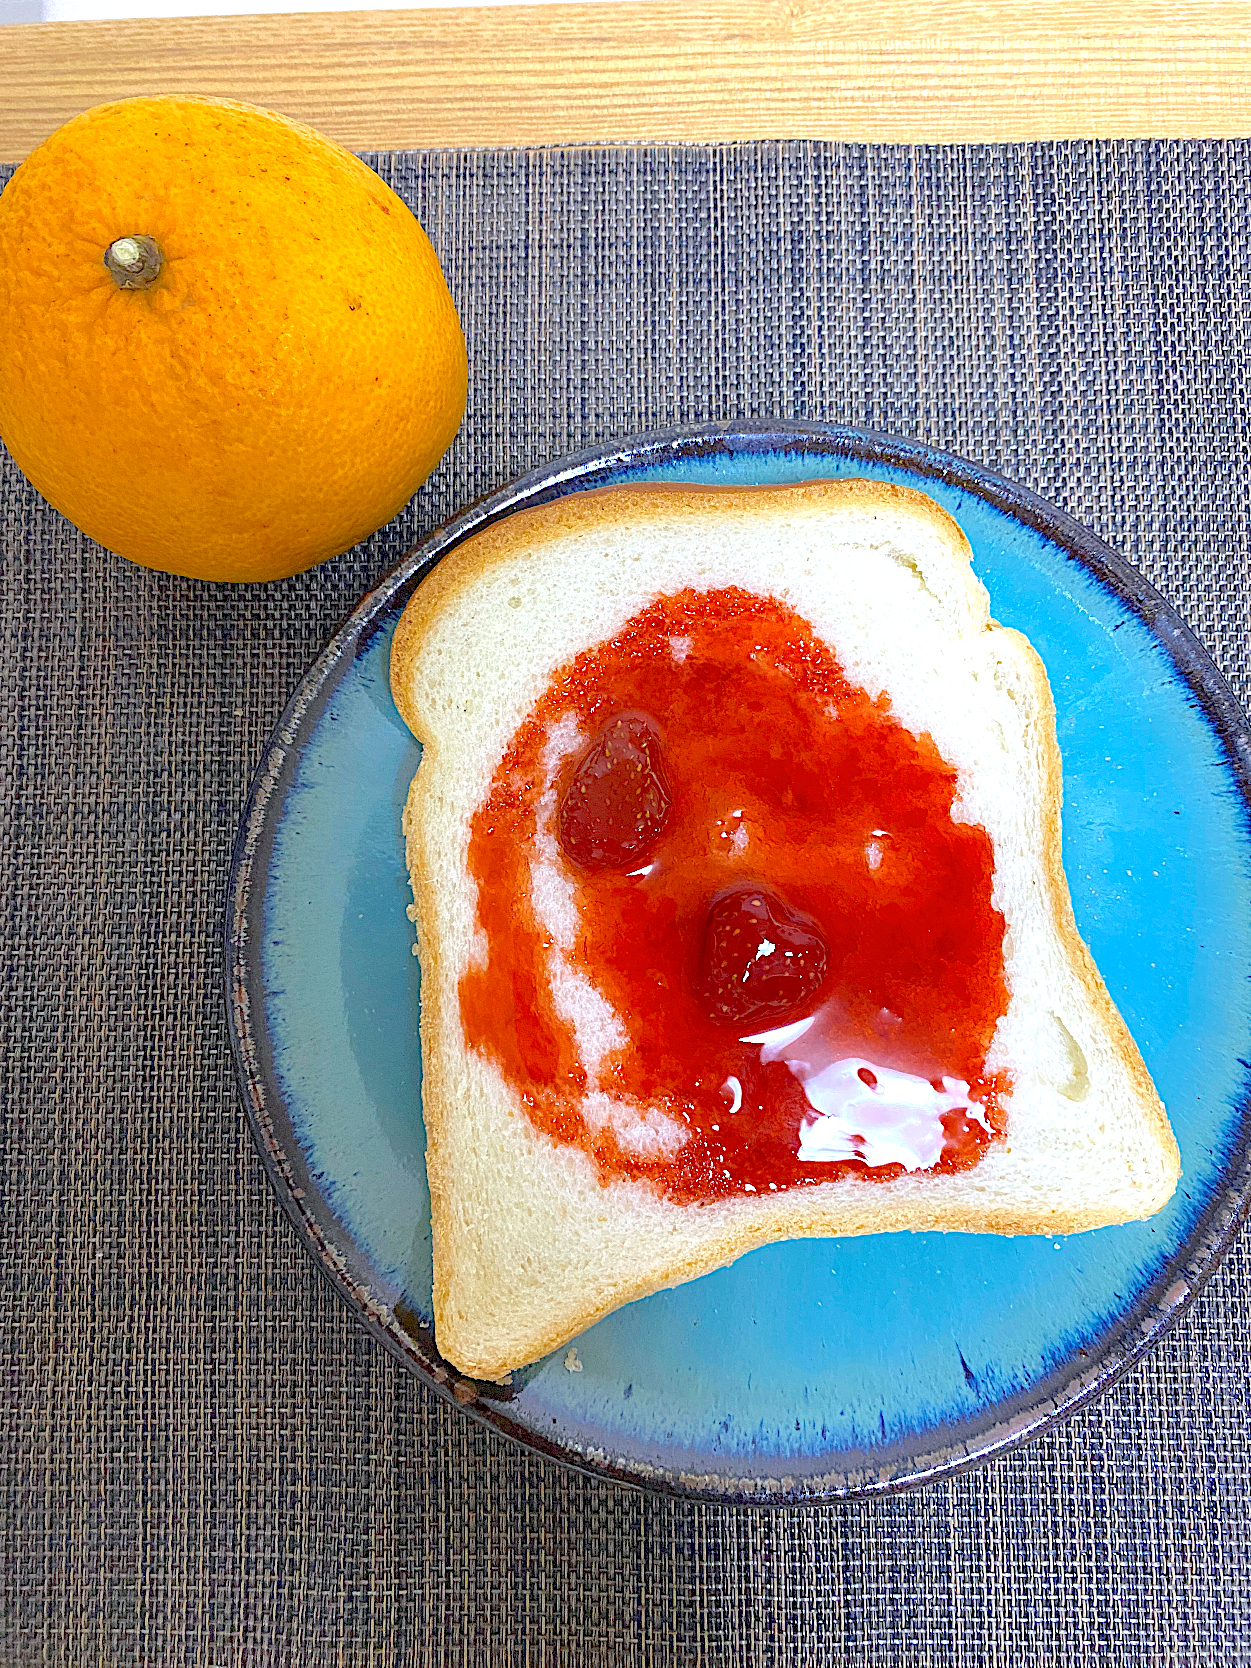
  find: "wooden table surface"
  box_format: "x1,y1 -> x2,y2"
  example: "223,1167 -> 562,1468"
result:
3,0 -> 1251,162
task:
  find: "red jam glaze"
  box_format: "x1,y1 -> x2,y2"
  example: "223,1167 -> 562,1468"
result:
459,587 -> 1010,1203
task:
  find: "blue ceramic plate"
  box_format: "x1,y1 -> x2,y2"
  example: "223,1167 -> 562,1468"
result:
226,422 -> 1251,1503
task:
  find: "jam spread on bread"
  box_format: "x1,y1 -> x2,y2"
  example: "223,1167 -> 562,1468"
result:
460,586 -> 1010,1203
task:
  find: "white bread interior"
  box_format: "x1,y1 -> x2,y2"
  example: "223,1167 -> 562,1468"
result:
390,479 -> 1180,1381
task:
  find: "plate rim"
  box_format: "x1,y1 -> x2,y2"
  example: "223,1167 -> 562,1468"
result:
224,418 -> 1251,1505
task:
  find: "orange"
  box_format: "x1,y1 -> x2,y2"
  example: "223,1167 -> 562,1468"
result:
0,97 -> 467,582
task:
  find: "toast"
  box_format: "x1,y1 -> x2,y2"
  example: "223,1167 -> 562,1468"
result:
390,479 -> 1180,1381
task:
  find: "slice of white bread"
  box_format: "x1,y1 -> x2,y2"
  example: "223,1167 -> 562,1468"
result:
390,478 -> 1180,1381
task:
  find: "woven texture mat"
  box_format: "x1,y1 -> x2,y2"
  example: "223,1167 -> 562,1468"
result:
3,141 -> 1251,1667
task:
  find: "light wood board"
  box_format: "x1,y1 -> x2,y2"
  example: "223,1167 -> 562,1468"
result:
3,0 -> 1251,161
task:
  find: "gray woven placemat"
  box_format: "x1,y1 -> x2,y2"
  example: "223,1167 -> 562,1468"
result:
3,139 -> 1250,1668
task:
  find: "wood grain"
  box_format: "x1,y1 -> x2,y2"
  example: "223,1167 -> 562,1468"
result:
3,0 -> 1251,162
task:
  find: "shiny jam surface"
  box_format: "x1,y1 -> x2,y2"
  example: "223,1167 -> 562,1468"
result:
460,587 -> 1010,1203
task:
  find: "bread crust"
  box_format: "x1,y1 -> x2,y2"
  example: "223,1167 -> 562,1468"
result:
391,478 -> 1181,1381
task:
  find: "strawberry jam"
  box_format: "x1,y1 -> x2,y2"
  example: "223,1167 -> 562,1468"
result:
696,884 -> 829,1027
558,711 -> 673,869
459,586 -> 1010,1203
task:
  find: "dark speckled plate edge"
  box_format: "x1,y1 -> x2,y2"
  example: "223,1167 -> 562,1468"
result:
224,419 -> 1251,1505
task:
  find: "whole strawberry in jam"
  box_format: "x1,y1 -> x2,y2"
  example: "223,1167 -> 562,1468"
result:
558,712 -> 673,869
696,884 -> 828,1026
